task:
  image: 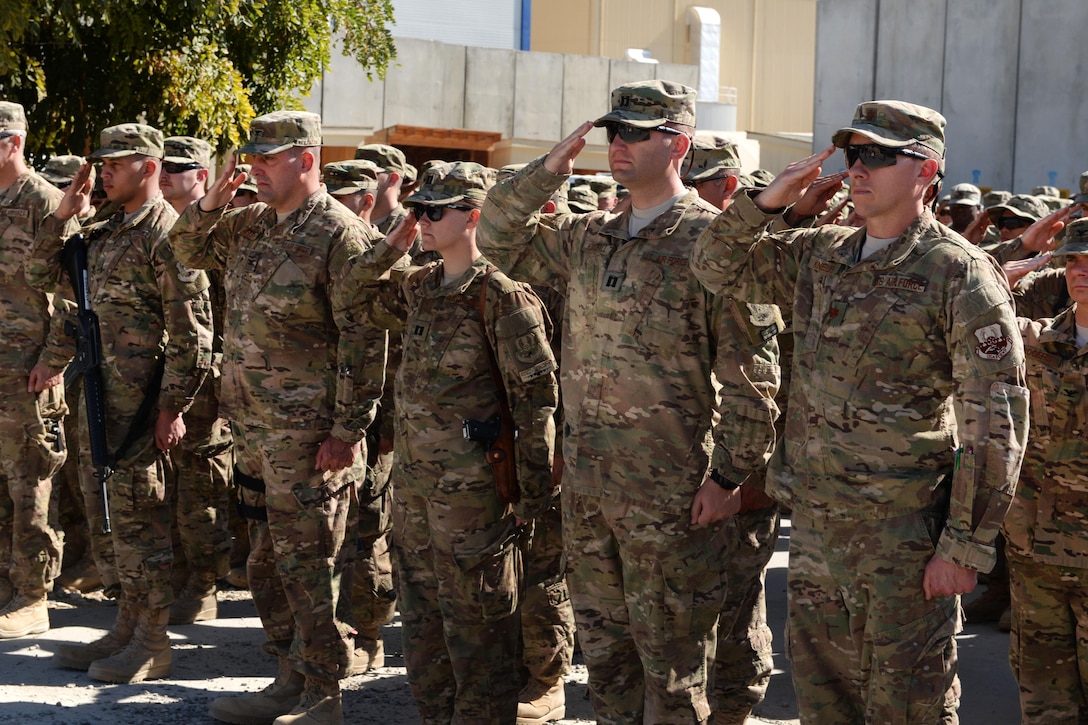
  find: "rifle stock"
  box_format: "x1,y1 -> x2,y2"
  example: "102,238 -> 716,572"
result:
61,233 -> 114,534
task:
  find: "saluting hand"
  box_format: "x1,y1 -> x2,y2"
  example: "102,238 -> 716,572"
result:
1020,202 -> 1085,254
786,170 -> 848,226
544,121 -> 594,176
754,146 -> 837,214
55,162 -> 95,222
199,154 -> 249,212
386,214 -> 418,253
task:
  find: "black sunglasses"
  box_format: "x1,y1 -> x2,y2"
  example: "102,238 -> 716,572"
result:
605,122 -> 685,145
411,204 -> 475,222
162,161 -> 203,174
844,144 -> 930,170
995,216 -> 1031,231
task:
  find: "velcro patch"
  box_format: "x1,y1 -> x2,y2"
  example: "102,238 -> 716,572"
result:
519,358 -> 555,383
4,208 -> 28,219
974,323 -> 1012,361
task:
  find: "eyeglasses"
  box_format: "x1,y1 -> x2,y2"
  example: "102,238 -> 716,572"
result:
411,204 -> 475,222
604,122 -> 685,145
844,144 -> 930,170
162,161 -> 203,174
995,216 -> 1031,231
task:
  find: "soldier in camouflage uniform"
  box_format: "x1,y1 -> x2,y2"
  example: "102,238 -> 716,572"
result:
170,111 -> 385,725
979,194 -> 1051,265
159,135 -> 235,625
354,143 -> 413,237
1003,219 -> 1088,723
323,157 -> 399,676
27,123 -> 213,683
494,163 -> 578,725
229,163 -> 259,209
684,134 -> 744,212
477,80 -> 782,725
40,155 -> 83,190
0,101 -> 73,639
350,161 -> 559,724
683,134 -> 784,725
692,100 -> 1030,723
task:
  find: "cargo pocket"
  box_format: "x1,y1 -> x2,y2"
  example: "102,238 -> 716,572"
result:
870,600 -> 957,719
452,520 -> 523,623
25,415 -> 65,482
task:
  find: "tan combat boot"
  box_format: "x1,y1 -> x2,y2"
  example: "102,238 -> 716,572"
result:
169,574 -> 218,624
516,678 -> 566,725
346,624 -> 385,676
54,555 -> 102,593
55,596 -> 138,670
87,605 -> 172,683
209,657 -> 304,725
0,590 -> 49,638
272,676 -> 343,725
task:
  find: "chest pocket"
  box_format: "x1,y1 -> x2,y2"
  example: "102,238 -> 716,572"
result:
253,248 -> 324,326
403,305 -> 481,385
568,239 -> 612,336
1031,363 -> 1088,449
620,265 -> 679,359
821,290 -> 900,369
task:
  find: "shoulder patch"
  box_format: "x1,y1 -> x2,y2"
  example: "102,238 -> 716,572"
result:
974,323 -> 1013,361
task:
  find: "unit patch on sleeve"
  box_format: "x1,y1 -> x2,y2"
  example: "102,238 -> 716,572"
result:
973,323 -> 1012,361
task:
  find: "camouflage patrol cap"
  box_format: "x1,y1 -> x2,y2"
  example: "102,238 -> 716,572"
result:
684,135 -> 742,183
594,80 -> 697,129
497,163 -> 527,184
0,102 -> 27,133
948,182 -> 981,206
1075,171 -> 1088,204
1051,218 -> 1088,257
1032,185 -> 1060,199
404,161 -> 495,208
40,155 -> 85,186
323,159 -> 381,196
749,169 -> 777,189
587,176 -> 618,197
234,163 -> 257,193
983,189 -> 1012,208
989,194 -> 1049,222
567,182 -> 599,213
163,136 -> 213,168
239,111 -> 321,155
353,143 -> 410,176
832,100 -> 946,158
90,123 -> 164,159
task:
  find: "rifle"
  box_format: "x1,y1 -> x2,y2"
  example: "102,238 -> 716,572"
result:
61,233 -> 114,534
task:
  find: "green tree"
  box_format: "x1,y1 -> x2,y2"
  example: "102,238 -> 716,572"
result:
0,0 -> 396,159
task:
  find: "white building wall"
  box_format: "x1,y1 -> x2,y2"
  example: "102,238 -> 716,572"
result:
389,0 -> 520,50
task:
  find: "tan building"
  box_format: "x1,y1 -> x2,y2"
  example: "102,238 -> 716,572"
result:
305,1 -> 816,173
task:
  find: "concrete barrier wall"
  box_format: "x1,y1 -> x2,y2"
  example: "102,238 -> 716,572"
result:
305,37 -> 703,152
814,0 -> 1088,193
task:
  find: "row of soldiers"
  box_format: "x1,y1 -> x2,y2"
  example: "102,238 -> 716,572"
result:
1,77 -> 1087,725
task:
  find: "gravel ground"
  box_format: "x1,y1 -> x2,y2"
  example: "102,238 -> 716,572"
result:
0,520 -> 1016,724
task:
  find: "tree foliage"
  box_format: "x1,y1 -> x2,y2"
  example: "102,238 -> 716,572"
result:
0,0 -> 396,160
